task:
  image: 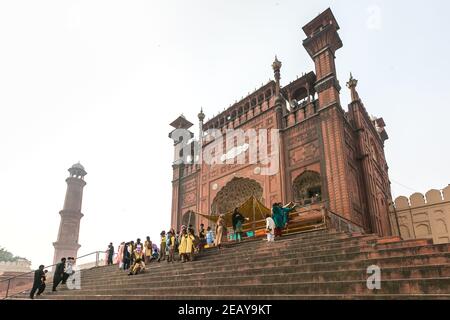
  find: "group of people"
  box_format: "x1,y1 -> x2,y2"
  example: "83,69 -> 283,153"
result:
157,223 -> 213,263
29,202 -> 296,299
112,237 -> 155,276
105,221 -> 224,275
30,256 -> 76,299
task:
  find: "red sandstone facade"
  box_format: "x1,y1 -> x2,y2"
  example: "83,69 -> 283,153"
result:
169,9 -> 392,236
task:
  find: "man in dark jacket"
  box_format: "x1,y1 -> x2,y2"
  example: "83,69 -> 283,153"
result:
123,242 -> 130,270
36,270 -> 48,296
107,243 -> 114,265
29,265 -> 45,299
52,257 -> 66,292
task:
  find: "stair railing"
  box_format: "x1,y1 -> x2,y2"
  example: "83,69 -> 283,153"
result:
326,209 -> 365,234
0,250 -> 115,300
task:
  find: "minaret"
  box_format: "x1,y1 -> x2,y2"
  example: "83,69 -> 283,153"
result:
303,8 -> 343,109
272,56 -> 287,203
52,163 -> 87,265
198,108 -> 205,140
169,115 -> 194,229
197,108 -> 205,164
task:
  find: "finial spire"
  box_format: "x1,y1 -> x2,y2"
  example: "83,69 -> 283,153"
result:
198,107 -> 205,122
346,72 -> 360,102
272,56 -> 282,97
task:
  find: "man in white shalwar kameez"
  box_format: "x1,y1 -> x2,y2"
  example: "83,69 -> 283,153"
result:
266,214 -> 275,242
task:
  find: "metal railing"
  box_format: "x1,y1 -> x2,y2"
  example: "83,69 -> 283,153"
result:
0,250 -> 112,300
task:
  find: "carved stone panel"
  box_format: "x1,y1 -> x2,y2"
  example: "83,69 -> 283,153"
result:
288,141 -> 320,167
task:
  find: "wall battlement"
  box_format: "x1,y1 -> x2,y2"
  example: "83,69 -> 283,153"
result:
390,186 -> 450,244
393,186 -> 450,210
0,259 -> 32,273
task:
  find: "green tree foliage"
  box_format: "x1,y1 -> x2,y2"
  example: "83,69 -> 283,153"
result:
0,247 -> 24,262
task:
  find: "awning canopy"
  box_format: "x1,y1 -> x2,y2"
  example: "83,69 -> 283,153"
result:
193,196 -> 271,227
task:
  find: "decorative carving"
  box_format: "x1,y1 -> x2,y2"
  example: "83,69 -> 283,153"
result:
211,177 -> 263,215
182,190 -> 196,207
289,141 -> 320,167
183,179 -> 197,191
287,125 -> 318,148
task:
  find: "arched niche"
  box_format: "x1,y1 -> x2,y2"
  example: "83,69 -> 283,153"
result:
181,210 -> 196,229
292,170 -> 322,205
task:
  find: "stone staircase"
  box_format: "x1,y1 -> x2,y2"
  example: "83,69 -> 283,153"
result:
9,230 -> 450,300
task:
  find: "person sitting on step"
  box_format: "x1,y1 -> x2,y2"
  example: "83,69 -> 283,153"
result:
128,247 -> 145,276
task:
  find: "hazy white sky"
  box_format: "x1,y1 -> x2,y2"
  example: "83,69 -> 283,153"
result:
1,0 -> 449,268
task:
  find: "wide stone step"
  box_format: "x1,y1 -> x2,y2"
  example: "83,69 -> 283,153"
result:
42,254 -> 450,295
83,232 -> 369,276
78,243 -> 375,280
77,236 -> 432,279
9,230 -> 449,300
60,265 -> 450,290
201,233 -> 372,255
75,263 -> 450,287
75,245 -> 450,283
15,293 -> 450,300
39,277 -> 450,296
196,237 -> 378,260
195,240 -> 446,265
52,251 -> 450,289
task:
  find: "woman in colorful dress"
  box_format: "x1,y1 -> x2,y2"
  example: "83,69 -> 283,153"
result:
116,242 -> 125,269
272,203 -> 295,238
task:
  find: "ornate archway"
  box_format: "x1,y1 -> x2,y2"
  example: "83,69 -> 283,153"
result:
292,171 -> 322,205
211,177 -> 263,215
181,210 -> 196,228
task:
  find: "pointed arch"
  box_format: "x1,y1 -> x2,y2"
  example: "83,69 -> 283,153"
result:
211,177 -> 263,215
292,170 -> 322,205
